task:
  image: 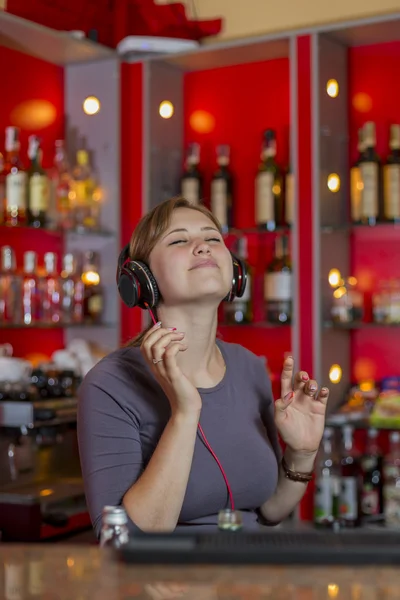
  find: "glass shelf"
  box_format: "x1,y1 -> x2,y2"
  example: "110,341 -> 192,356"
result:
325,416 -> 400,431
226,226 -> 291,236
321,222 -> 400,234
0,322 -> 116,330
0,224 -> 115,238
323,321 -> 400,330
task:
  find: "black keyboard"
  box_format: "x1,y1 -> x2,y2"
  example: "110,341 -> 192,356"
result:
118,529 -> 400,565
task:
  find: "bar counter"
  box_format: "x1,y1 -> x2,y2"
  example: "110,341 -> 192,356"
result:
1,544 -> 399,599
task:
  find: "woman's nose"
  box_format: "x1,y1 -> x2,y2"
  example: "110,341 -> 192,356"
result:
193,240 -> 211,255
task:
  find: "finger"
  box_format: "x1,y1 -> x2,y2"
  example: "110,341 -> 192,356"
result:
275,391 -> 295,412
151,332 -> 185,360
141,320 -> 162,344
293,370 -> 310,391
141,327 -> 178,358
303,379 -> 318,397
280,356 -> 294,398
317,386 -> 330,406
163,342 -> 188,378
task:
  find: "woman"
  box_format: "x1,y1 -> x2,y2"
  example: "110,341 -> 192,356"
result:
77,196 -> 329,536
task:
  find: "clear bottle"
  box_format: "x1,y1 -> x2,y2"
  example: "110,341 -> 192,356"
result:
339,425 -> 362,528
388,278 -> 400,324
22,251 -> 40,326
52,140 -> 74,230
41,252 -> 61,324
255,129 -> 283,231
71,150 -> 98,230
360,428 -> 384,522
359,121 -> 381,226
27,135 -> 50,229
350,127 -> 365,224
0,246 -> 21,324
264,234 -> 292,324
82,251 -> 104,323
180,143 -> 203,206
60,253 -> 84,324
4,126 -> 27,227
383,431 -> 400,528
223,236 -> 252,325
314,427 -> 340,528
99,506 -> 129,548
211,144 -> 233,233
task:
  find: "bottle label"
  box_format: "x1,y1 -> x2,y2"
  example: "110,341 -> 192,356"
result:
88,294 -> 103,316
285,172 -> 294,225
360,162 -> 378,218
361,487 -> 379,515
182,178 -> 200,205
350,166 -> 362,221
383,484 -> 400,525
211,179 -> 229,227
264,272 -> 291,301
74,179 -> 94,205
314,477 -> 334,523
383,164 -> 400,219
30,174 -> 49,211
255,171 -> 274,224
6,172 -> 27,209
340,477 -> 358,520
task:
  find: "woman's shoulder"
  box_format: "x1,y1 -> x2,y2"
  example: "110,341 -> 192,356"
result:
217,339 -> 267,376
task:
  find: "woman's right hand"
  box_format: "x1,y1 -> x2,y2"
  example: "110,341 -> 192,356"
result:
141,322 -> 202,418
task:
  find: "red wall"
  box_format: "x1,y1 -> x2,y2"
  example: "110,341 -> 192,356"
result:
183,58 -> 292,386
348,41 -> 400,383
0,47 -> 65,359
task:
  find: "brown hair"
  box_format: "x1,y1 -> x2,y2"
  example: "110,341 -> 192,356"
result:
127,196 -> 222,347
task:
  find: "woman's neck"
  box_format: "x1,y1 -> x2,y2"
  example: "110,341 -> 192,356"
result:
156,304 -> 223,386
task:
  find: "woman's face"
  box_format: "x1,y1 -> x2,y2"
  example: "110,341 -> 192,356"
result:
149,207 -> 233,307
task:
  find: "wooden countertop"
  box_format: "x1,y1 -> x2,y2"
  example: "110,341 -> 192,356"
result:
1,544 -> 400,599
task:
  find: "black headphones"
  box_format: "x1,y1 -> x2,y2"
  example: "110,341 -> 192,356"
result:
116,244 -> 247,309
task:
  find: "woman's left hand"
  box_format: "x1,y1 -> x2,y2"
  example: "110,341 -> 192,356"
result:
274,356 -> 329,454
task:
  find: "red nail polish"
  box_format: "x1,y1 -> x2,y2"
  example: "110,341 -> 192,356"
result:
168,327 -> 177,331
302,374 -> 309,381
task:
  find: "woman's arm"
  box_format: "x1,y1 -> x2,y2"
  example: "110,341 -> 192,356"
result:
259,448 -> 316,523
123,411 -> 200,532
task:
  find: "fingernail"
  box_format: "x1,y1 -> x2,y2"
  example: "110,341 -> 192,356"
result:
154,321 -> 162,328
302,373 -> 309,381
321,387 -> 329,393
168,327 -> 177,331
310,384 -> 317,391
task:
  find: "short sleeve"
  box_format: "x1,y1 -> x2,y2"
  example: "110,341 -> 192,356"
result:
77,374 -> 144,537
256,357 -> 282,464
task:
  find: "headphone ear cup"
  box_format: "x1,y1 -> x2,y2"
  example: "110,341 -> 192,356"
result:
117,260 -> 160,309
226,253 -> 247,301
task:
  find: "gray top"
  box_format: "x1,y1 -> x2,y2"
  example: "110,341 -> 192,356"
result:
77,339 -> 281,536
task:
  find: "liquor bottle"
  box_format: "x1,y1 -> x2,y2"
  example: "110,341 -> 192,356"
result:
360,428 -> 384,522
0,246 -> 21,324
264,234 -> 292,324
99,506 -> 129,548
60,253 -> 84,324
72,150 -> 98,230
223,236 -> 252,325
383,124 -> 400,223
255,129 -> 283,231
4,127 -> 27,226
52,140 -> 74,230
82,251 -> 104,323
359,121 -> 380,226
210,145 -> 233,233
27,135 -> 50,228
41,252 -> 61,324
22,251 -> 40,326
180,143 -> 202,205
285,163 -> 294,227
339,425 -> 362,528
350,128 -> 365,224
383,431 -> 400,527
314,427 -> 340,528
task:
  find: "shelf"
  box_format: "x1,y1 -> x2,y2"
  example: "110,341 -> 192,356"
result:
323,321 -> 400,330
325,416 -> 400,431
227,226 -> 291,236
0,11 -> 116,65
0,322 -> 115,330
321,222 -> 400,234
0,224 -> 115,238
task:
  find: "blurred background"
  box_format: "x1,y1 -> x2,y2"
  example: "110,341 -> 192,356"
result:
0,0 -> 400,545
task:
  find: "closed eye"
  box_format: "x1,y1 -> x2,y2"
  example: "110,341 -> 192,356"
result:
206,238 -> 221,242
169,239 -> 187,245
169,237 -> 221,246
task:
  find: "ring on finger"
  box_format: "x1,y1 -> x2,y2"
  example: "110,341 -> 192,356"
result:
152,358 -> 163,365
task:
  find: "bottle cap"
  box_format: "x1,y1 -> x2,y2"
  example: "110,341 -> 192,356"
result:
5,127 -> 20,153
102,506 -> 128,526
23,252 -> 37,274
28,135 -> 40,161
44,252 -> 57,275
1,246 -> 16,271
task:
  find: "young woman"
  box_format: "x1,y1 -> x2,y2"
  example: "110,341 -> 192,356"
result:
77,197 -> 329,536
